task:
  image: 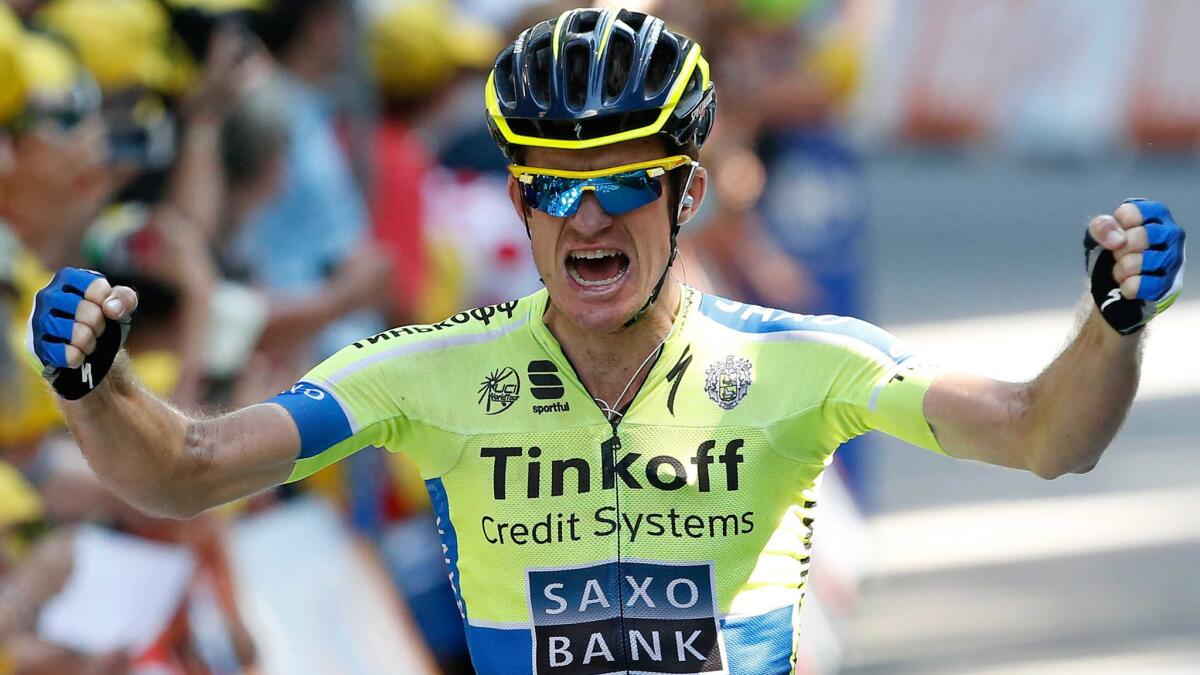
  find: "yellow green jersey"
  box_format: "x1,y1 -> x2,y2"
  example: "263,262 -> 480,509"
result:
269,285 -> 944,675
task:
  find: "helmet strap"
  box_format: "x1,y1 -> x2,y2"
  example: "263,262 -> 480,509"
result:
621,161 -> 697,329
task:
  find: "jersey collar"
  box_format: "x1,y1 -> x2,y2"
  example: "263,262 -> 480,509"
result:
525,284 -> 697,417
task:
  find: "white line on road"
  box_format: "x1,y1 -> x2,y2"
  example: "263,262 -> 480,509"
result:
890,300 -> 1200,401
958,641 -> 1200,675
869,484 -> 1200,576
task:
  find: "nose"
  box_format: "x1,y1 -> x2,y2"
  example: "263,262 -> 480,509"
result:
565,192 -> 612,237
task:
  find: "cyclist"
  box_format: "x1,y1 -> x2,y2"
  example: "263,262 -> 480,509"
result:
28,8 -> 1186,674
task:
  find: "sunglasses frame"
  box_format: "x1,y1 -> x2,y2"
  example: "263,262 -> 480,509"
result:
508,154 -> 694,182
510,155 -> 698,218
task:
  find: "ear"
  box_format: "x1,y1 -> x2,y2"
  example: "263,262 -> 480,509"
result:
506,174 -> 528,219
676,165 -> 707,225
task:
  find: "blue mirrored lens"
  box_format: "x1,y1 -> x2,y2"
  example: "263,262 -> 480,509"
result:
523,171 -> 663,217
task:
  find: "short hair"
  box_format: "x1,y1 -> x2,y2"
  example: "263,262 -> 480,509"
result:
221,77 -> 289,186
252,0 -> 346,57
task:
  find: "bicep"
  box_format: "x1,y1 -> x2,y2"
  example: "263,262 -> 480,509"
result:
188,403 -> 301,510
923,372 -> 1034,471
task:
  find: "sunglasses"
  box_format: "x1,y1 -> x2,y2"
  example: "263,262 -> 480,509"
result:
510,155 -> 696,218
8,77 -> 102,136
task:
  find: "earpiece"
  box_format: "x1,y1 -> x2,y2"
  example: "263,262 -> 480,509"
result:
682,195 -> 695,210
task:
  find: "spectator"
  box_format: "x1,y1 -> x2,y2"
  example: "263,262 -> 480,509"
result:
0,9 -> 111,454
231,0 -> 389,365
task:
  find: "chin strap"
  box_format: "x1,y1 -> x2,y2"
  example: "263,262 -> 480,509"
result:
621,162 -> 698,328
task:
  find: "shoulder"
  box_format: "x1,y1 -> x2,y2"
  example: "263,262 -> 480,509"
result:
693,292 -> 914,367
309,294 -> 537,382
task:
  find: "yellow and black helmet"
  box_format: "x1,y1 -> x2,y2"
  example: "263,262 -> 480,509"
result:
486,7 -> 716,160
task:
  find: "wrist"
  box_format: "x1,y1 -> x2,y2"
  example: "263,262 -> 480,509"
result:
71,352 -> 134,408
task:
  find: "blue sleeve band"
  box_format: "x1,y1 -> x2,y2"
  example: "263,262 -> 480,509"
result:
268,381 -> 353,460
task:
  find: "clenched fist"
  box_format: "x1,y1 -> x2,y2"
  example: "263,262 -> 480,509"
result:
1085,199 -> 1186,335
30,268 -> 138,399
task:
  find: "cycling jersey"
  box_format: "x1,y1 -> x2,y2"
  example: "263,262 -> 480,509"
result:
269,285 -> 944,675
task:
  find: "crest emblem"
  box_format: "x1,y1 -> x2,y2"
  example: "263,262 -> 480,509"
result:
704,355 -> 753,410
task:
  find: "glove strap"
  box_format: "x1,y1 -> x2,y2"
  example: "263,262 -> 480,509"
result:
44,317 -> 131,400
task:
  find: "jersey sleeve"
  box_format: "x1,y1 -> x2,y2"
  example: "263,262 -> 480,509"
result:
820,319 -> 946,455
264,301 -> 530,483
265,343 -> 401,483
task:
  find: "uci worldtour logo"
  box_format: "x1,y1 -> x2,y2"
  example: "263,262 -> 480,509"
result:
479,367 -> 521,415
527,560 -> 725,674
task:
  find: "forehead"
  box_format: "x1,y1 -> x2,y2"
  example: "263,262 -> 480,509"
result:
521,137 -> 669,171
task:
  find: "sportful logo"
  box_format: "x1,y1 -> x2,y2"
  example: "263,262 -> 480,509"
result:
529,360 -> 571,415
528,361 -> 565,399
479,367 -> 521,415
703,356 -> 752,410
527,560 -> 726,674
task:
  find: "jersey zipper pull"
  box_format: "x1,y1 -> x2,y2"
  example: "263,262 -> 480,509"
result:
601,425 -> 621,453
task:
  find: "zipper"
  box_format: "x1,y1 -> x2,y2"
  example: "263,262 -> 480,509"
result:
600,420 -> 629,668
529,289 -> 691,670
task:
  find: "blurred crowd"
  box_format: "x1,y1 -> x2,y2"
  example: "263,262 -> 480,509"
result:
0,0 -> 866,672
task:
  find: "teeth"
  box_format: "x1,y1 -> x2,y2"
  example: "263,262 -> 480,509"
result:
568,265 -> 625,287
569,249 -> 620,260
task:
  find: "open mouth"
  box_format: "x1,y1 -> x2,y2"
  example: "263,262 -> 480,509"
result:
566,249 -> 631,288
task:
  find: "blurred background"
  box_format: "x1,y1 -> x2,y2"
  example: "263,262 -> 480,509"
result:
0,0 -> 1198,673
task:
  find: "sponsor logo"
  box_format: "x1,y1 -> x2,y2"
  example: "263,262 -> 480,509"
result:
352,301 -> 519,348
703,356 -> 752,410
285,381 -> 328,401
527,561 -> 725,674
533,401 -> 571,415
480,439 -> 743,500
665,345 -> 693,416
528,360 -> 566,400
479,367 -> 521,415
1101,287 -> 1123,311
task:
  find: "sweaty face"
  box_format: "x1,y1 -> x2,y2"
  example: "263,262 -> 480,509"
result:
513,139 -> 678,334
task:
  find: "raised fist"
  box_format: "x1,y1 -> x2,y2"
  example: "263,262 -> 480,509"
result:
30,268 -> 138,399
1085,199 -> 1185,335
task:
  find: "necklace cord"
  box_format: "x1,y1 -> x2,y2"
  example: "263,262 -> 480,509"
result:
593,336 -> 668,424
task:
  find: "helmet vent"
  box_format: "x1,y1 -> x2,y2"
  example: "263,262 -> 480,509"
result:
616,9 -> 647,33
570,9 -> 600,36
603,29 -> 635,103
528,35 -> 553,108
563,41 -> 591,111
643,35 -> 679,100
493,46 -> 517,106
676,68 -> 704,112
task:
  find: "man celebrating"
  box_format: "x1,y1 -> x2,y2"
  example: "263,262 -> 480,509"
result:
28,8 -> 1186,674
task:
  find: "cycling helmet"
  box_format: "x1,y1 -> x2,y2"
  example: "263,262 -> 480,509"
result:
486,7 -> 716,160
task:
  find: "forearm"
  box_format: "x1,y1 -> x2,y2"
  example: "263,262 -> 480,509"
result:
171,284 -> 214,407
261,244 -> 390,344
59,355 -> 203,518
164,115 -> 224,241
926,301 -> 1142,478
1019,301 -> 1142,477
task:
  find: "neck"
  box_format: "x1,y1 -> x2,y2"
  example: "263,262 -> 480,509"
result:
544,281 -> 683,415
